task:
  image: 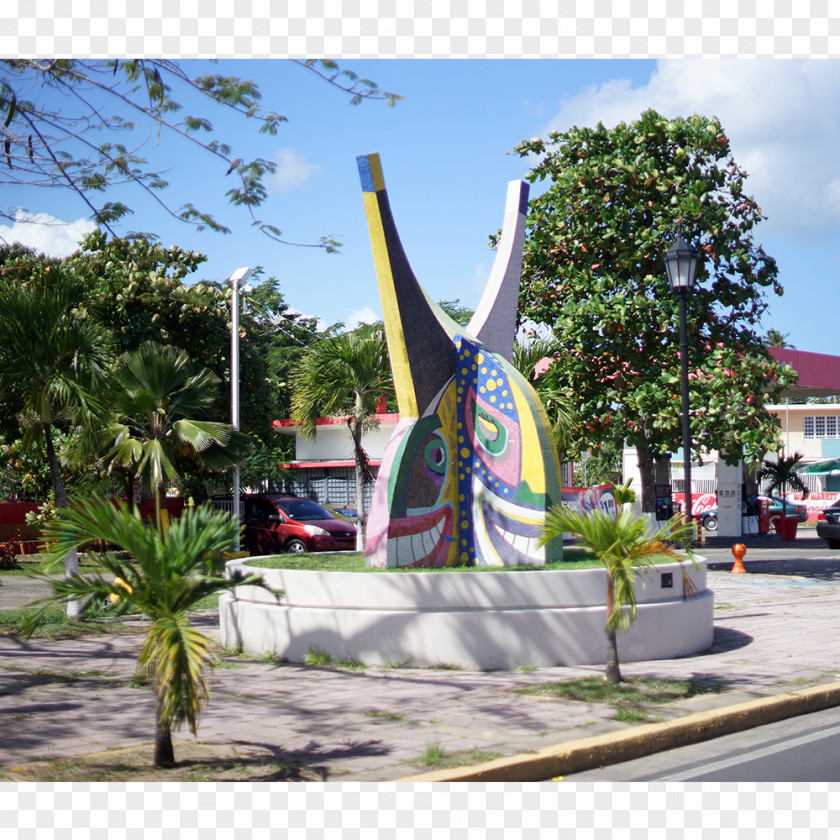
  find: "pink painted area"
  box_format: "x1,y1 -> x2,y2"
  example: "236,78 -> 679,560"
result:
366,418 -> 415,568
532,356 -> 554,377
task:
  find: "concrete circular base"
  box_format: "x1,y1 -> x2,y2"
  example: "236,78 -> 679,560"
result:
219,556 -> 714,670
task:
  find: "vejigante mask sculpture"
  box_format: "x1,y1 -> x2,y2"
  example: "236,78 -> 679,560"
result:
357,153 -> 563,568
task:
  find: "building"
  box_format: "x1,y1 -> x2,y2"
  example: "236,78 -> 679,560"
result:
273,407 -> 400,510
623,346 -> 840,532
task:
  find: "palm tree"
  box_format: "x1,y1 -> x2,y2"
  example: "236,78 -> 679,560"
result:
0,269 -> 111,615
763,328 -> 795,349
291,330 -> 394,550
24,497 -> 280,767
757,451 -> 809,534
539,507 -> 694,683
100,342 -> 249,528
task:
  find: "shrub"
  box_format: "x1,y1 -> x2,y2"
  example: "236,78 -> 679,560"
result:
0,537 -> 19,570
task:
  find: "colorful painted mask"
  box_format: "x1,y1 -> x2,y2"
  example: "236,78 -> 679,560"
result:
358,153 -> 563,567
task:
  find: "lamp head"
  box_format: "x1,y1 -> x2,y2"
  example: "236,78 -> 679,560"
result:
664,238 -> 699,292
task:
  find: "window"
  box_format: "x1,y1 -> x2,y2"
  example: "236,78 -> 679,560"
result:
804,415 -> 840,439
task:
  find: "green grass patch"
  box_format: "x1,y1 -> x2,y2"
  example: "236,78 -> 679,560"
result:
303,646 -> 334,667
416,742 -> 447,766
411,743 -> 504,770
364,710 -> 405,721
0,552 -> 111,577
244,550 -> 615,573
516,676 -> 723,706
0,605 -> 139,640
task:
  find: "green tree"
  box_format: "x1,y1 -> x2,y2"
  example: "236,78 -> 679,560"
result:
437,299 -> 475,328
540,507 -> 693,683
291,330 -> 394,550
513,110 -> 796,511
0,268 -> 111,614
100,342 -> 249,525
25,498 -> 279,767
0,59 -> 398,248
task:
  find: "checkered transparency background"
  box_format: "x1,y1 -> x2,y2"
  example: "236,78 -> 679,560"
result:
3,1 -> 840,834
0,0 -> 838,57
2,783 -> 840,836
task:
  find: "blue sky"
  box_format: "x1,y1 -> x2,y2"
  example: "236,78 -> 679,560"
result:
3,59 -> 839,354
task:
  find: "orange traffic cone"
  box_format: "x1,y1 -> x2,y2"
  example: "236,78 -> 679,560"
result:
731,542 -> 747,574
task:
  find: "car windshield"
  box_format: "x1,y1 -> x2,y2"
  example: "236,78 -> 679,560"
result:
275,499 -> 332,521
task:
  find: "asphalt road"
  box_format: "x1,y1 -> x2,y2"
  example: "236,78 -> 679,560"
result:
699,533 -> 840,581
563,707 -> 840,782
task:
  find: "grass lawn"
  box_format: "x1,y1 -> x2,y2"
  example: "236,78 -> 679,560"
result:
243,545 -> 614,572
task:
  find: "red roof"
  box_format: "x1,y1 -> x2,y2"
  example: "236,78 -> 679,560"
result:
273,413 -> 400,433
769,348 -> 840,397
283,460 -> 383,469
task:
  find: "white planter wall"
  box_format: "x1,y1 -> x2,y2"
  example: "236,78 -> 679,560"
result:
220,557 -> 714,670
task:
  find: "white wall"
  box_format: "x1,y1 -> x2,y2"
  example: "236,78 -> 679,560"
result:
294,420 -> 399,461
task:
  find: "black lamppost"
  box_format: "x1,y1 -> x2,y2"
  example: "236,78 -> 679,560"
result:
664,237 -> 699,528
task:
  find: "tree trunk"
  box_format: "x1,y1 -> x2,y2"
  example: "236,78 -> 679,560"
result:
636,440 -> 656,514
605,578 -> 622,684
353,421 -> 366,552
44,422 -> 82,619
154,712 -> 175,767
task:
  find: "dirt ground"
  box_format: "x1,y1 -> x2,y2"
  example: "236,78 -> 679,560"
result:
3,741 -> 328,782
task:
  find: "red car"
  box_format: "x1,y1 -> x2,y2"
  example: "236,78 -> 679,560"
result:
219,495 -> 357,555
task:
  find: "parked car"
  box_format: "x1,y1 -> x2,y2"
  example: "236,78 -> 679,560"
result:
700,495 -> 808,532
213,494 -> 356,555
817,499 -> 840,548
322,504 -> 359,522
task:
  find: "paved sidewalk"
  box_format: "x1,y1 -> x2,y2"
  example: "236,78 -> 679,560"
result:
2,553 -> 840,780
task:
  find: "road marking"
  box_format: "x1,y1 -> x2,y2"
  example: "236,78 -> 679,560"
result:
659,722 -> 840,781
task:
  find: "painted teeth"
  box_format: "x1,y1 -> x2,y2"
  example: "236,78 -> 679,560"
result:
494,524 -> 544,562
388,516 -> 446,567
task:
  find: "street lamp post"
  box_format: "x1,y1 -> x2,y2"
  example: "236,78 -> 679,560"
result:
664,238 -> 699,531
229,266 -> 252,551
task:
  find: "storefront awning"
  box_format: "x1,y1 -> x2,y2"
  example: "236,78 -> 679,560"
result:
800,457 -> 840,474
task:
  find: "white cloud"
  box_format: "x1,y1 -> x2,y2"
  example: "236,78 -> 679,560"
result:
346,306 -> 380,330
542,60 -> 840,241
268,147 -> 323,193
0,211 -> 96,257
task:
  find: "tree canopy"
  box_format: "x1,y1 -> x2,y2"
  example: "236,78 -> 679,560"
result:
0,59 -> 399,249
513,110 -> 796,508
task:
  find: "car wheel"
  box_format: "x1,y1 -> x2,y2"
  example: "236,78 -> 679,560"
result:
826,538 -> 840,549
703,515 -> 718,532
285,538 -> 307,555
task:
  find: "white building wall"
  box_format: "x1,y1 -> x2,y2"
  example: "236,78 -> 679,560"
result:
293,421 -> 399,461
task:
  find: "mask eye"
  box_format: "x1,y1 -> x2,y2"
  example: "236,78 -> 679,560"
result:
424,438 -> 448,475
473,404 -> 507,456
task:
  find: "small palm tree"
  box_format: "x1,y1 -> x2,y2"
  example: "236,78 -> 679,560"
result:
291,330 -> 394,550
757,451 -> 809,532
101,342 -> 248,527
24,497 -> 279,767
539,507 -> 694,683
0,269 -> 111,616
